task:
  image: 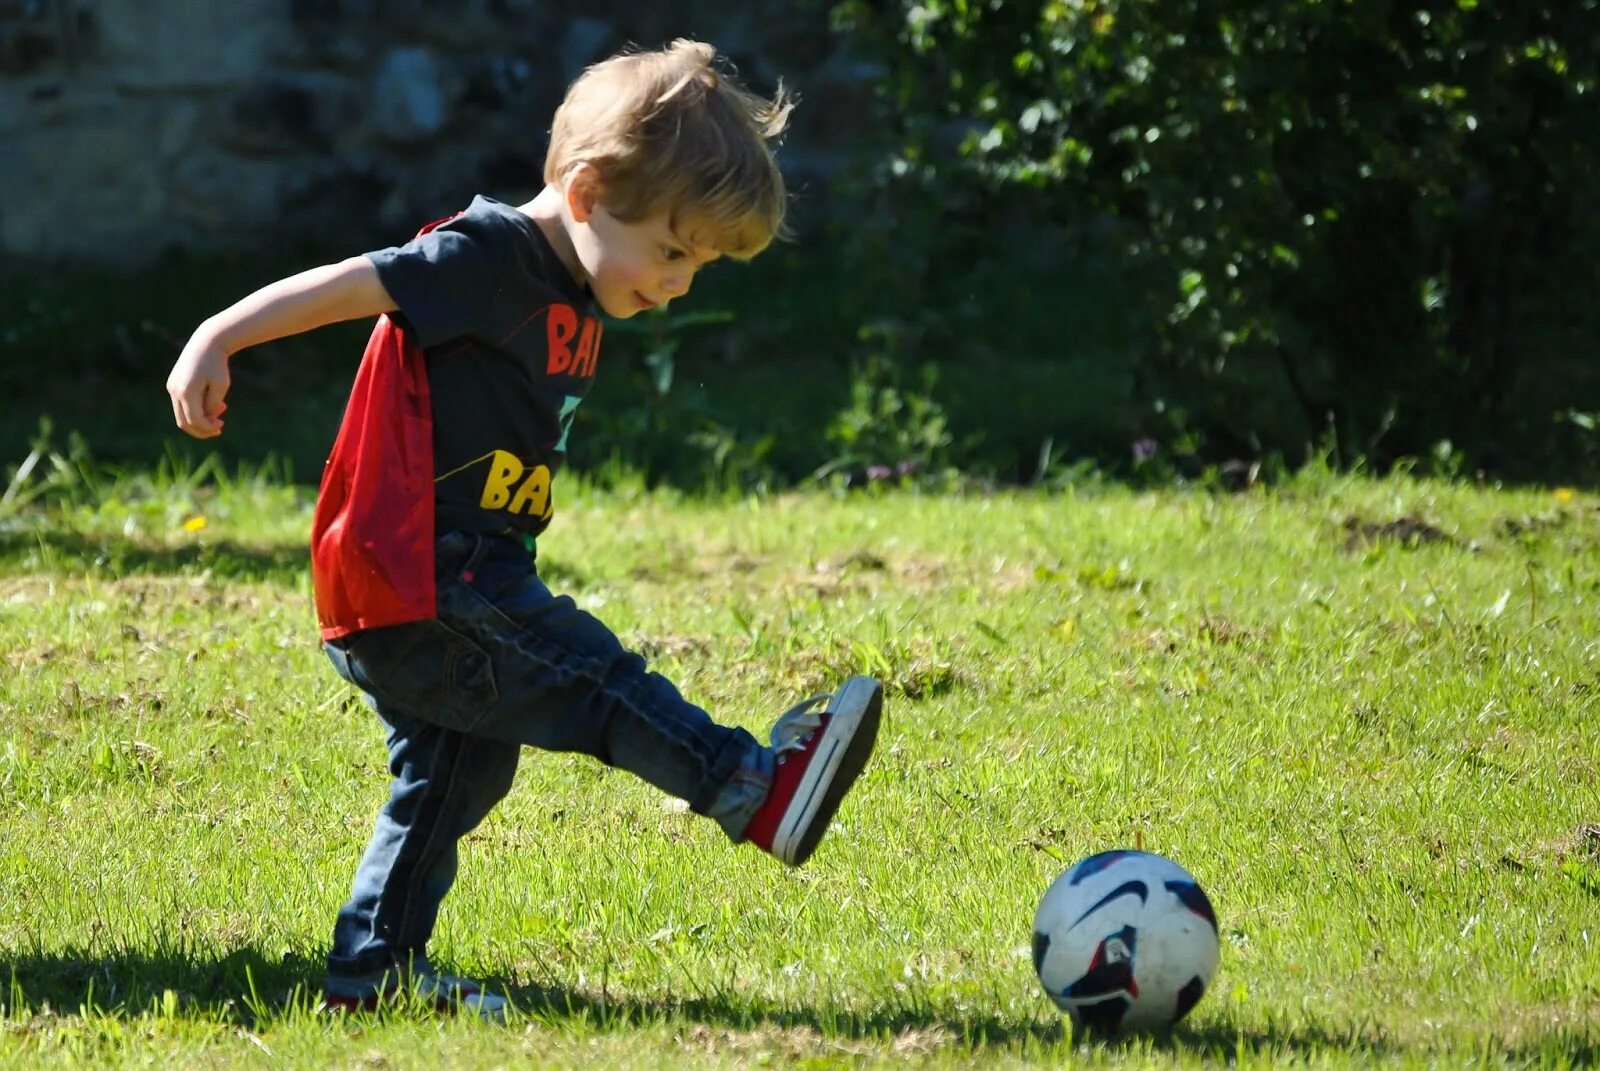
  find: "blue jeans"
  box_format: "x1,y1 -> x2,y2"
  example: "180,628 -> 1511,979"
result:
321,530 -> 772,980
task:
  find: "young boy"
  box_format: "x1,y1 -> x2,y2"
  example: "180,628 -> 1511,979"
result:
164,39 -> 882,1019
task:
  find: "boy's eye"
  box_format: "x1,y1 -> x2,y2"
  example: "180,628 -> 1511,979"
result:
661,246 -> 686,262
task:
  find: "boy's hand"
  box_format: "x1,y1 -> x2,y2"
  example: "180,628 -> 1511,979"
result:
160,257 -> 398,440
167,332 -> 231,438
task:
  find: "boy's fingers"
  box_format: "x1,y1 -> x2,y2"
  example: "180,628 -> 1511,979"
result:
170,384 -> 223,438
166,347 -> 230,437
203,389 -> 228,435
177,392 -> 201,432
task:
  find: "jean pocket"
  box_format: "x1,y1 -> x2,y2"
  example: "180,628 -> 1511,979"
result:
334,619 -> 499,732
434,529 -> 487,579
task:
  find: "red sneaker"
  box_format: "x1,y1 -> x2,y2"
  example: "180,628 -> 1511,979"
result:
743,676 -> 883,866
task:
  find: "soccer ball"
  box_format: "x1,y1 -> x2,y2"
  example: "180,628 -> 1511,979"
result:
1032,849 -> 1219,1034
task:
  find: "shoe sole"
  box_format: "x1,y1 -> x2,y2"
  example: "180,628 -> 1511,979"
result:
772,676 -> 883,866
322,988 -> 507,1021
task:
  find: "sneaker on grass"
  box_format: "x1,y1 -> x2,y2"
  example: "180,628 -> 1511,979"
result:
744,676 -> 883,866
322,967 -> 508,1021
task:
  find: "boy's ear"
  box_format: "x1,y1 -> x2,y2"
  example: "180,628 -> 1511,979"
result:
565,164 -> 602,223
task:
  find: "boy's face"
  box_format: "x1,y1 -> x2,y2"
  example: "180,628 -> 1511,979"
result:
576,207 -> 722,319
563,170 -> 722,318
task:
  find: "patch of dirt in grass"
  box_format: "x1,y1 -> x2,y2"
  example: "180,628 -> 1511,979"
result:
1138,615 -> 1267,654
833,550 -> 889,572
0,576 -> 60,601
889,657 -> 961,699
888,1028 -> 959,1056
784,554 -> 896,599
623,547 -> 763,586
675,1023 -> 833,1061
2,644 -> 63,672
782,552 -> 1035,598
1195,614 -> 1261,646
1495,507 -> 1600,554
175,906 -> 256,948
689,551 -> 766,576
45,680 -> 171,721
728,640 -> 965,701
894,555 -> 949,587
626,632 -> 716,662
662,545 -> 1035,601
765,650 -> 848,696
669,1021 -> 961,1062
1023,824 -> 1077,857
1495,510 -> 1573,539
1539,823 -> 1600,863
1342,515 -> 1453,551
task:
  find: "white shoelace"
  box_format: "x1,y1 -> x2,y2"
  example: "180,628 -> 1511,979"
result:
771,693 -> 830,757
415,971 -> 478,995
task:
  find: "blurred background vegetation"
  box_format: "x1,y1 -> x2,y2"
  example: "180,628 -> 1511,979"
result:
2,0 -> 1596,498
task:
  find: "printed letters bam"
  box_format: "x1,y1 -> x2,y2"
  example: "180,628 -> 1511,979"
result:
479,450 -> 554,520
546,304 -> 602,377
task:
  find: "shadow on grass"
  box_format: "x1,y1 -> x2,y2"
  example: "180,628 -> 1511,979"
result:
0,529 -> 590,590
0,528 -> 311,584
10,947 -> 1587,1062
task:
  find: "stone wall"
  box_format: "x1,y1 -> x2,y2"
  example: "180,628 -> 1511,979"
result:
0,0 -> 879,264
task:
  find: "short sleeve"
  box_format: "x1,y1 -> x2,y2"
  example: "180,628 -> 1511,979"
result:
365,212 -> 513,349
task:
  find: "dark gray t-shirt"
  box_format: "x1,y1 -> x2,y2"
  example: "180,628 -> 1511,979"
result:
365,196 -> 604,539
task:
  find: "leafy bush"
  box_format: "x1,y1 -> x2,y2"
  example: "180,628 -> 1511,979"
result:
832,0 -> 1600,479
818,318 -> 960,488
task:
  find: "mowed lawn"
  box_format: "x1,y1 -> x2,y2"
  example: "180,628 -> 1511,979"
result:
0,471 -> 1595,1069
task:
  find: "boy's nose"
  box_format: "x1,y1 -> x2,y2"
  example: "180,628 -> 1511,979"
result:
663,272 -> 690,297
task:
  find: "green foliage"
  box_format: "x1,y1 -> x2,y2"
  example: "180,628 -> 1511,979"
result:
823,359 -> 952,476
832,0 -> 1600,478
1,417 -> 101,516
819,321 -> 959,487
1563,409 -> 1600,474
572,307 -> 782,494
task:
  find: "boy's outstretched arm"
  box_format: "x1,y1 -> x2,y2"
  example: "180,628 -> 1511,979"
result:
166,256 -> 398,439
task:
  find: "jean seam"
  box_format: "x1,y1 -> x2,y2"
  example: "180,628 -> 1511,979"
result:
394,730 -> 473,950
443,577 -> 614,687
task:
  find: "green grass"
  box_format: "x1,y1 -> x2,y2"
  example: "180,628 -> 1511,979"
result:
1,469 -> 1597,1068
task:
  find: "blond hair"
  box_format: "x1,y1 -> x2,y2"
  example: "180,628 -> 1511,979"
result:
544,39 -> 794,260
